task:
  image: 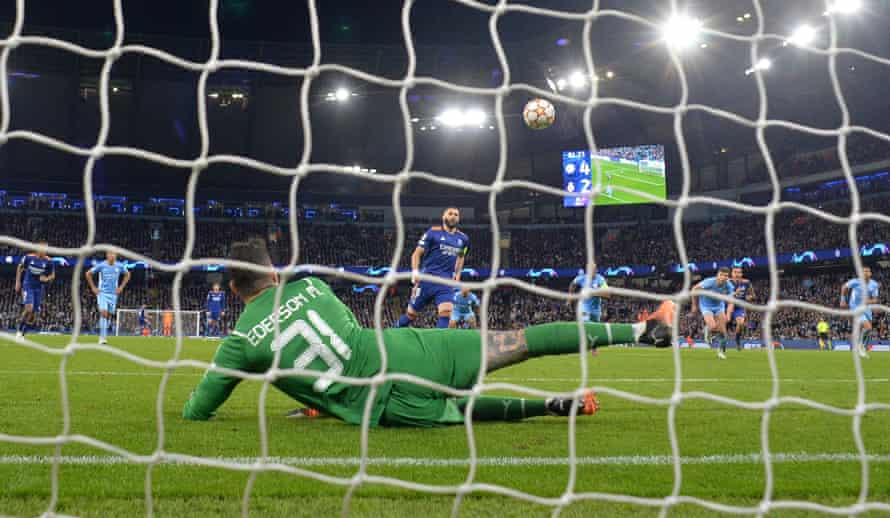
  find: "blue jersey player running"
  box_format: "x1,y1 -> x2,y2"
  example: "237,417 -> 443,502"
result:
85,252 -> 131,344
841,266 -> 880,359
206,283 -> 227,337
567,266 -> 609,322
14,240 -> 56,339
449,287 -> 480,329
395,207 -> 469,329
727,267 -> 755,352
691,267 -> 735,360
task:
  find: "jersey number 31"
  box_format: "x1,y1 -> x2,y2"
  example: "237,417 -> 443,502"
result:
270,310 -> 352,392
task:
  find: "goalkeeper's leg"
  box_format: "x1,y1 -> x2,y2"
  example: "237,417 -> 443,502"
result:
454,391 -> 599,421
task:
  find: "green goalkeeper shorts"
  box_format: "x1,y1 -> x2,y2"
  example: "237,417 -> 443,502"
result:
370,328 -> 483,427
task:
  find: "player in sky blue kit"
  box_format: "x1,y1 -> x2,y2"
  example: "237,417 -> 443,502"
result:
691,267 -> 735,360
727,267 -> 755,352
449,287 -> 480,329
85,251 -> 131,344
14,240 -> 56,339
206,283 -> 226,337
568,266 -> 609,322
394,207 -> 469,329
841,266 -> 880,359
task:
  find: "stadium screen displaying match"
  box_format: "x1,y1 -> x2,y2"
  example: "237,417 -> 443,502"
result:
562,144 -> 667,207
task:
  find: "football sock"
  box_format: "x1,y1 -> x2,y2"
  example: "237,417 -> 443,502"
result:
456,396 -> 547,421
524,322 -> 640,357
17,318 -> 27,333
99,317 -> 108,339
735,327 -> 743,349
861,329 -> 871,351
394,314 -> 411,328
436,316 -> 450,329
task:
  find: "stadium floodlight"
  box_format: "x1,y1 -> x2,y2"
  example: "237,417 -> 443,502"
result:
208,92 -> 219,98
744,58 -> 772,75
827,0 -> 862,14
556,78 -> 567,91
437,108 -> 464,128
786,24 -> 816,46
231,92 -> 245,99
605,70 -> 615,79
335,88 -> 350,102
464,109 -> 486,125
568,70 -> 587,89
662,15 -> 703,50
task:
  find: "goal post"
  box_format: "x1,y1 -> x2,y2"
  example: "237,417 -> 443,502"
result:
115,308 -> 202,337
637,159 -> 666,177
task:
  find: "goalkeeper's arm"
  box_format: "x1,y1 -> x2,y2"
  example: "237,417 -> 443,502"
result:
182,335 -> 248,420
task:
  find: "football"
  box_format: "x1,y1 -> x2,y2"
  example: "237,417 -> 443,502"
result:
522,98 -> 555,129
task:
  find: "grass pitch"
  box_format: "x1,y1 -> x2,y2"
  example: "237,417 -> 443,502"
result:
2,335 -> 890,517
590,161 -> 666,207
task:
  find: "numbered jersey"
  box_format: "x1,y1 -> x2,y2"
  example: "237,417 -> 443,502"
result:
183,277 -> 391,424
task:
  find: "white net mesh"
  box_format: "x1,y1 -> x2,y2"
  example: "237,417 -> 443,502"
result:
2,0 -> 890,516
114,309 -> 201,337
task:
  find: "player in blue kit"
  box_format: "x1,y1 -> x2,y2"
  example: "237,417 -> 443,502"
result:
14,240 -> 56,339
727,267 -> 755,352
138,304 -> 150,335
841,266 -> 880,359
394,207 -> 469,329
568,266 -> 609,322
85,252 -> 131,344
449,287 -> 480,328
691,267 -> 735,360
206,283 -> 226,337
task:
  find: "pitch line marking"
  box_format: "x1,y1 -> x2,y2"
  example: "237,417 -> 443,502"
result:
1,452 -> 888,468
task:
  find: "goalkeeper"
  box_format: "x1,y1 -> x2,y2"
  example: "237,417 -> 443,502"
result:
183,238 -> 675,427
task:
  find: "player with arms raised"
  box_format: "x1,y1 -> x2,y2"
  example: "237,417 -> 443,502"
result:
449,287 -> 480,329
394,207 -> 468,329
183,239 -> 677,426
206,283 -> 226,338
727,267 -> 755,351
691,267 -> 735,360
840,266 -> 880,358
14,240 -> 56,339
85,252 -> 130,345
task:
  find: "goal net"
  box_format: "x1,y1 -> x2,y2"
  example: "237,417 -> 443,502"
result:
1,0 -> 889,517
115,309 -> 202,338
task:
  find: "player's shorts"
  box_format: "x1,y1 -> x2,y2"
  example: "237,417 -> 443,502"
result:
581,309 -> 601,323
20,286 -> 43,312
450,310 -> 475,323
409,281 -> 454,312
818,332 -> 830,341
208,311 -> 221,321
731,308 -> 746,320
97,293 -> 118,313
375,328 -> 483,427
857,309 -> 873,323
699,301 -> 726,317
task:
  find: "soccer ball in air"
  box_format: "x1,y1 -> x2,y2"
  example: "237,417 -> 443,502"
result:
522,98 -> 555,130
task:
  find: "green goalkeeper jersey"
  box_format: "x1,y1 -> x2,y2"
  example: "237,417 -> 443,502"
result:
182,277 -> 392,425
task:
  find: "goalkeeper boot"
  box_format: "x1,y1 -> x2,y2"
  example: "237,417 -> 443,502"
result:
546,390 -> 599,417
638,301 -> 675,347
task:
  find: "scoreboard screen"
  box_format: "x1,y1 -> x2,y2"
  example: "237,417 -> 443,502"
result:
562,144 -> 667,207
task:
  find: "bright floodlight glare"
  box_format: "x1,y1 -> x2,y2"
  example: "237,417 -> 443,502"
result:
756,58 -> 772,70
568,70 -> 587,88
556,78 -> 567,91
829,0 -> 862,13
789,25 -> 816,46
662,15 -> 703,50
605,70 -> 615,79
335,88 -> 350,101
438,109 -> 464,127
464,109 -> 486,126
546,78 -> 557,92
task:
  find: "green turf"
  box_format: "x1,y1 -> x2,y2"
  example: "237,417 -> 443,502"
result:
2,335 -> 889,517
591,161 -> 666,206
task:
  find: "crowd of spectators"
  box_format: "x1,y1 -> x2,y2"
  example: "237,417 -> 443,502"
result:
1,269 -> 885,343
